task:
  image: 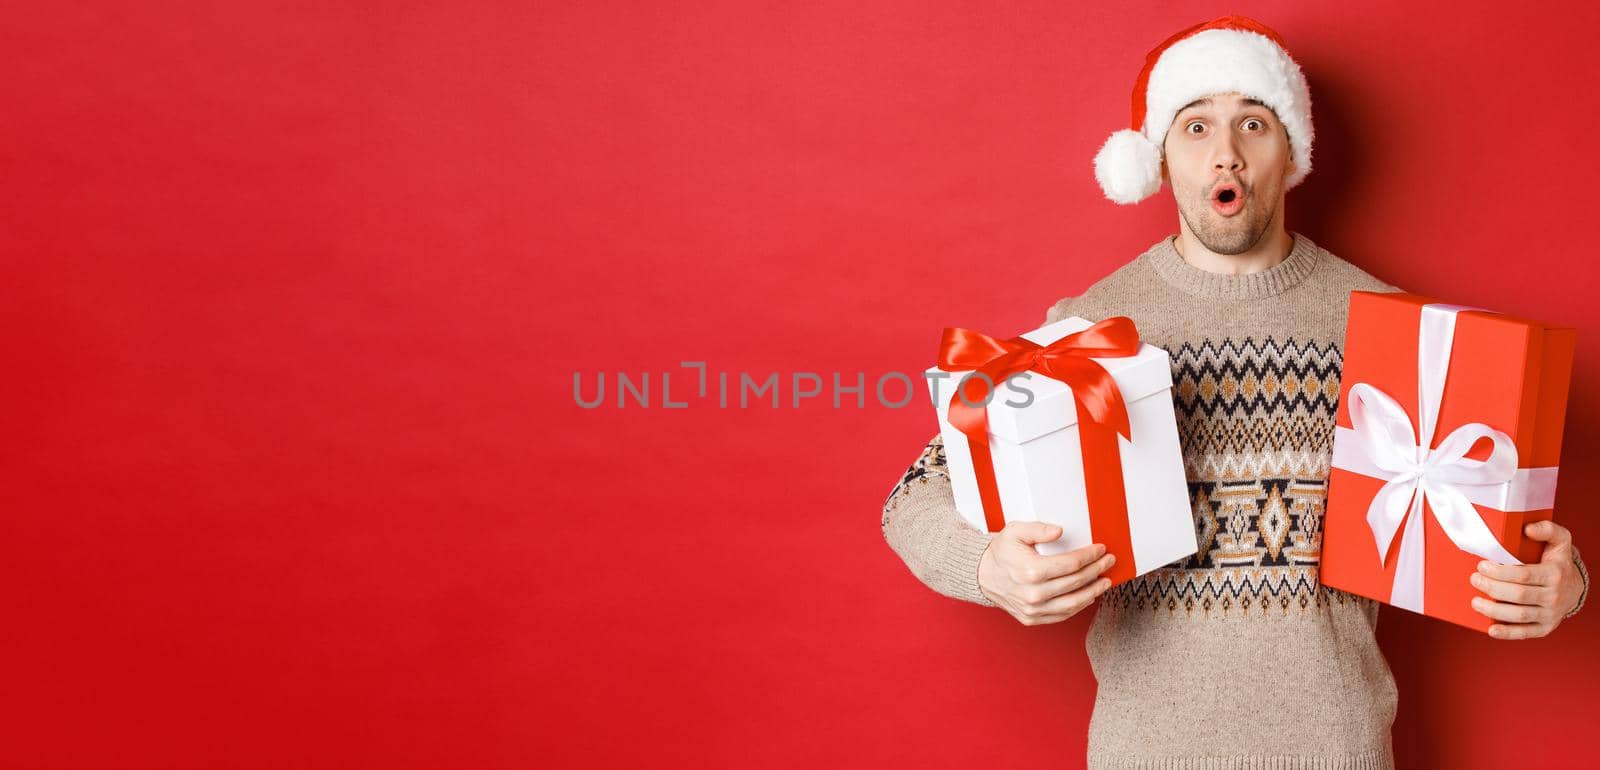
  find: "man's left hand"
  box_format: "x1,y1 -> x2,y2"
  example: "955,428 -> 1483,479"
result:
1469,520 -> 1582,639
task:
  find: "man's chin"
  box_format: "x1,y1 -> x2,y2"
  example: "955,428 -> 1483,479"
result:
1195,223 -> 1262,256
1176,198 -> 1275,255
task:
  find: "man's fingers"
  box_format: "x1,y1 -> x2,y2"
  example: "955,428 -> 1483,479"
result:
1017,612 -> 1071,626
1471,596 -> 1543,624
1477,560 -> 1550,586
1028,553 -> 1116,600
1523,519 -> 1571,546
1005,521 -> 1064,545
1470,572 -> 1548,606
1034,577 -> 1114,616
1488,622 -> 1548,640
1029,544 -> 1109,581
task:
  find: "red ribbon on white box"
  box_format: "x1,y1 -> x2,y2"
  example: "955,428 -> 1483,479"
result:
1330,303 -> 1559,613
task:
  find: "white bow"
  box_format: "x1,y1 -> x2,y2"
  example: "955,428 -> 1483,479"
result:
1340,383 -> 1521,612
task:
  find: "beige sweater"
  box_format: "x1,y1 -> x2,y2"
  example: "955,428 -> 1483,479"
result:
881,231 -> 1588,770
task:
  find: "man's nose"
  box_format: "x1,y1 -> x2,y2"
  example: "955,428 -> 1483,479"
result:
1213,135 -> 1244,173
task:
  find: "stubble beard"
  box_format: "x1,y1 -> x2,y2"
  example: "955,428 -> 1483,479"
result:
1176,187 -> 1278,256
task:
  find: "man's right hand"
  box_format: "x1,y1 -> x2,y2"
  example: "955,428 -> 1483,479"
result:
978,521 -> 1116,625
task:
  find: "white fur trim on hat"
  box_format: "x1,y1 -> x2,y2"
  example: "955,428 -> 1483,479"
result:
1095,26 -> 1313,205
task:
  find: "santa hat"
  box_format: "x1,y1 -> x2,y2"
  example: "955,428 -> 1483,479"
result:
1093,15 -> 1314,205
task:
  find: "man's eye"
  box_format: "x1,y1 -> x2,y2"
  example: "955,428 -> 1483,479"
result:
1187,122 -> 1205,134
1244,119 -> 1263,131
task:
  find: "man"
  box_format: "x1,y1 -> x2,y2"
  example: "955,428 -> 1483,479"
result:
880,15 -> 1588,769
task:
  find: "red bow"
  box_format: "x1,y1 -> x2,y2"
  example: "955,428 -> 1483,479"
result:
937,317 -> 1143,583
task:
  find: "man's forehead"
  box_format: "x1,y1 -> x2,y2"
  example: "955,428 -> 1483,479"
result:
1178,95 -> 1271,115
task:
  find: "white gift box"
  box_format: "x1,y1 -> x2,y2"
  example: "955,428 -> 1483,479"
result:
925,316 -> 1198,577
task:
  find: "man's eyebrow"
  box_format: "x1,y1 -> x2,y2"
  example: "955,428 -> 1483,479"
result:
1178,97 -> 1270,115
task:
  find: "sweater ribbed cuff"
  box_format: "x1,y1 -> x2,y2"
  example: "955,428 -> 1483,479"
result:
882,473 -> 998,608
938,512 -> 997,607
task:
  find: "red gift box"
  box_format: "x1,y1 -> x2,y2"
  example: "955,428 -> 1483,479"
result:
1322,292 -> 1576,632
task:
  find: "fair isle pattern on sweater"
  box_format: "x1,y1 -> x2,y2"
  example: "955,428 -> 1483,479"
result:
1106,334 -> 1363,616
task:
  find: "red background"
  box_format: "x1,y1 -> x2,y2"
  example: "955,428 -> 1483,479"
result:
4,2 -> 1596,768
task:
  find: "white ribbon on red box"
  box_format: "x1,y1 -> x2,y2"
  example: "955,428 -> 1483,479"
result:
1330,303 -> 1559,613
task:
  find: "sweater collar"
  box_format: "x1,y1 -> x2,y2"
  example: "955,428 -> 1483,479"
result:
1145,230 -> 1321,300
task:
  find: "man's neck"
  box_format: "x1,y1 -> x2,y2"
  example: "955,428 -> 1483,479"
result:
1172,227 -> 1294,275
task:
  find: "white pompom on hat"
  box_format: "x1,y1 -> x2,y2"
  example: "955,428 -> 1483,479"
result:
1093,15 -> 1314,205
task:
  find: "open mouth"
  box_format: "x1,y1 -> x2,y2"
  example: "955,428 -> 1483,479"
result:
1211,183 -> 1245,215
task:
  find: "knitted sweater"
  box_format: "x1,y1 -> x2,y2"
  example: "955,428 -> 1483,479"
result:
881,231 -> 1589,770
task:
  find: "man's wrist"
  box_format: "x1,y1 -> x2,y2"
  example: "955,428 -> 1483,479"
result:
1564,546 -> 1588,620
